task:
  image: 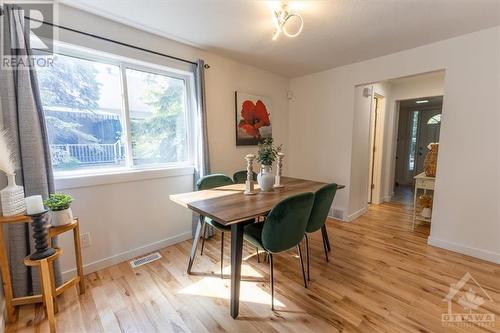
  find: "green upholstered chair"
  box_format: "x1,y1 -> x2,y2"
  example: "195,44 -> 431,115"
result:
232,170 -> 257,184
196,174 -> 234,278
244,192 -> 314,310
304,183 -> 337,281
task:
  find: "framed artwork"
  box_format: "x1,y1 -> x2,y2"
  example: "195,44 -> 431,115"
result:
235,91 -> 272,146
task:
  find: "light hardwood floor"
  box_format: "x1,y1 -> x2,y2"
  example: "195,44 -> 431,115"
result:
7,202 -> 500,332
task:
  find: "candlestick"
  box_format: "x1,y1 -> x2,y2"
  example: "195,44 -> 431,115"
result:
274,152 -> 285,188
28,210 -> 56,260
244,154 -> 256,195
25,195 -> 45,215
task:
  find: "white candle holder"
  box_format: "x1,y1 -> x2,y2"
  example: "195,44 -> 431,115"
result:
244,154 -> 256,195
274,152 -> 285,188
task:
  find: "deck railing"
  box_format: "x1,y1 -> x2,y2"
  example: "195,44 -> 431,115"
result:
50,141 -> 125,165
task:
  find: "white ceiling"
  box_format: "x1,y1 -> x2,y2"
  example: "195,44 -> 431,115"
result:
61,0 -> 500,77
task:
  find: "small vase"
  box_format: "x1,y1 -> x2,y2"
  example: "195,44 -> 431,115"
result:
257,165 -> 275,192
0,173 -> 26,216
50,208 -> 73,226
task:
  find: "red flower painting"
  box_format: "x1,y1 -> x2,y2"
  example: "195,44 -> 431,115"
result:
238,99 -> 271,139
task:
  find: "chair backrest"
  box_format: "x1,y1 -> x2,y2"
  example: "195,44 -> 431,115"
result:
306,183 -> 337,233
232,170 -> 257,184
261,192 -> 314,253
197,174 -> 234,190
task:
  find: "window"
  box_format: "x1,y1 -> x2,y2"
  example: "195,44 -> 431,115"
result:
35,47 -> 193,175
427,114 -> 441,125
408,110 -> 419,171
125,68 -> 188,166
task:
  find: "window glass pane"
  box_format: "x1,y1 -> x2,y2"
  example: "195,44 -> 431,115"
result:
36,53 -> 125,171
408,110 -> 419,171
125,68 -> 188,166
427,114 -> 441,124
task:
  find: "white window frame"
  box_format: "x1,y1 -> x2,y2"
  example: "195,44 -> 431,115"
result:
39,42 -> 196,180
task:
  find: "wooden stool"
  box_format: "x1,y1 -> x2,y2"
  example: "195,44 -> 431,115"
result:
24,248 -> 63,333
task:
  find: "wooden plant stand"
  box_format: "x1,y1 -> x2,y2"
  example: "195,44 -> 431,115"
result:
0,215 -> 85,325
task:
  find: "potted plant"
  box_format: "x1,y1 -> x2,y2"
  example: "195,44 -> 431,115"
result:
44,193 -> 74,226
256,138 -> 282,191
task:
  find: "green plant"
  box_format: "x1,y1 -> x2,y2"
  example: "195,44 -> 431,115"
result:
256,138 -> 282,166
44,193 -> 73,211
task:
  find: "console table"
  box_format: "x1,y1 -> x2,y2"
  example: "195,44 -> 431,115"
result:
0,215 -> 85,324
412,172 -> 435,229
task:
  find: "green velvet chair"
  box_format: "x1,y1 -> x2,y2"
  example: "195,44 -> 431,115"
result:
232,170 -> 257,184
197,174 -> 234,278
304,183 -> 337,281
244,192 -> 314,310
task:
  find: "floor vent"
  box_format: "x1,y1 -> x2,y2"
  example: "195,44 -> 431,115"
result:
130,252 -> 162,268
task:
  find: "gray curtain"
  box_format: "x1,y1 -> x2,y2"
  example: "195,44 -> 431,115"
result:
191,59 -> 214,238
0,4 -> 61,297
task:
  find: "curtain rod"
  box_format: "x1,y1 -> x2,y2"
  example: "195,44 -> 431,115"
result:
17,14 -> 209,68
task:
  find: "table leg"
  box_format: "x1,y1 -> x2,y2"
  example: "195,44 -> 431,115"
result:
412,186 -> 418,230
74,221 -> 85,294
0,226 -> 15,323
40,260 -> 56,333
230,223 -> 244,319
321,225 -> 331,252
187,215 -> 205,274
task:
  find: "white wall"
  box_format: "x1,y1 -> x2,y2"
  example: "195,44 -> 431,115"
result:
289,27 -> 500,263
382,72 -> 445,201
42,5 -> 290,277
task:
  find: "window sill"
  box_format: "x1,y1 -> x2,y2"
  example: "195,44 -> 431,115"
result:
54,166 -> 195,190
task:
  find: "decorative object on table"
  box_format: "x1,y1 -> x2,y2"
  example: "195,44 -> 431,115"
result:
0,129 -> 25,216
274,151 -> 285,188
256,138 -> 282,192
244,154 -> 256,195
235,91 -> 272,146
25,195 -> 56,260
44,193 -> 74,226
419,194 -> 433,219
423,143 -> 439,177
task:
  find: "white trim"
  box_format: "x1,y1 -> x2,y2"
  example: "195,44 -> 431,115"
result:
55,166 -> 194,190
61,231 -> 193,280
428,237 -> 500,264
344,206 -> 367,222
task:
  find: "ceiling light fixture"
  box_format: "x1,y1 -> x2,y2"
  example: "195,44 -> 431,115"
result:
272,4 -> 304,40
416,100 -> 429,104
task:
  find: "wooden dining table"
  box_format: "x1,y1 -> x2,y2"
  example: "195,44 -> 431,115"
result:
170,176 -> 345,319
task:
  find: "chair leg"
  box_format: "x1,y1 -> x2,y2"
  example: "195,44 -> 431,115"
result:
200,221 -> 207,255
220,232 -> 224,279
269,253 -> 274,310
256,247 -> 260,263
322,235 -> 329,263
304,234 -> 310,281
297,243 -> 308,289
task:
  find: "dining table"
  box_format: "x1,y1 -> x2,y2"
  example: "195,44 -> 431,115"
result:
170,176 -> 345,319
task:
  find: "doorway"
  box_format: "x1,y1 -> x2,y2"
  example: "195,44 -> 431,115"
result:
393,96 -> 443,203
368,95 -> 382,204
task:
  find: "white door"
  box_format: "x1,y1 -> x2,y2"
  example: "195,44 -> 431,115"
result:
415,109 -> 441,174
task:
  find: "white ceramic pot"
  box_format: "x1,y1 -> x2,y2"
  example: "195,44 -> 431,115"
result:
257,165 -> 275,192
51,208 -> 73,226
